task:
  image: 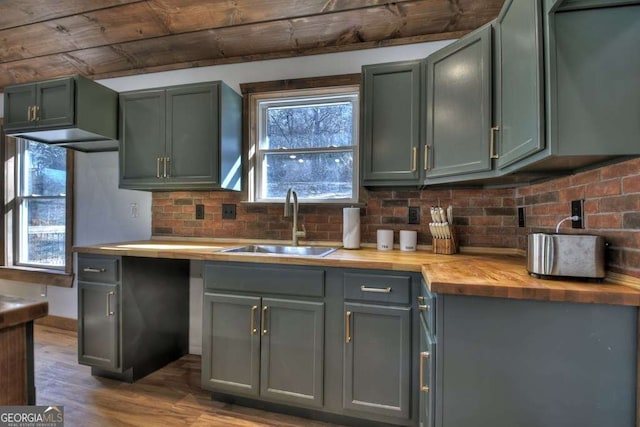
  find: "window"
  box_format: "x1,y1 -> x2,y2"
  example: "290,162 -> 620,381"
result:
249,85 -> 359,203
1,130 -> 74,286
15,140 -> 67,269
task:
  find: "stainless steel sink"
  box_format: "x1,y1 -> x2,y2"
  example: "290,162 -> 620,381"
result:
221,244 -> 337,257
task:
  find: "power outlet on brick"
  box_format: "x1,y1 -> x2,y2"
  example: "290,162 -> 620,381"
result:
195,204 -> 205,220
222,204 -> 236,220
408,206 -> 420,225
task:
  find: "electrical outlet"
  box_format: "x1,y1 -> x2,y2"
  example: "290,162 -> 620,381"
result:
518,207 -> 525,228
222,203 -> 236,220
195,204 -> 205,220
571,199 -> 584,229
408,206 -> 420,225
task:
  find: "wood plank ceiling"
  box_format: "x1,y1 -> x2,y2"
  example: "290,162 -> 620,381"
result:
0,0 -> 504,91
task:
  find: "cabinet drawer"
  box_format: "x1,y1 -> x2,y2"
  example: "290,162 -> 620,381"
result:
78,255 -> 120,283
419,279 -> 436,336
344,272 -> 410,304
204,263 -> 324,297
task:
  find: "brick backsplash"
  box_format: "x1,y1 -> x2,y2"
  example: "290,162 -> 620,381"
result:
152,157 -> 640,278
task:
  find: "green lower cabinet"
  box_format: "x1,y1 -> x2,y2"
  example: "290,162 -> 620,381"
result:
418,317 -> 435,427
202,292 -> 324,408
433,294 -> 637,427
78,281 -> 120,371
201,293 -> 261,396
343,302 -> 411,420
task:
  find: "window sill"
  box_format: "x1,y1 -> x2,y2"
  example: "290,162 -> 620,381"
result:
0,266 -> 74,288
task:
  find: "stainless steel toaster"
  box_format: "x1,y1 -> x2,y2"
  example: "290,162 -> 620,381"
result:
527,233 -> 606,280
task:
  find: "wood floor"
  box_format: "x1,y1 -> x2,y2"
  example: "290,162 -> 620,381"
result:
34,325 -> 341,427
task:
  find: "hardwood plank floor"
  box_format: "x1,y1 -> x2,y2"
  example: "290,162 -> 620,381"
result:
34,325 -> 341,427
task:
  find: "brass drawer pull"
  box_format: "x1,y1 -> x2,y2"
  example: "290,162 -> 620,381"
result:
83,267 -> 106,273
261,306 -> 268,336
345,311 -> 352,343
360,285 -> 392,293
420,351 -> 430,393
156,157 -> 161,178
250,305 -> 258,335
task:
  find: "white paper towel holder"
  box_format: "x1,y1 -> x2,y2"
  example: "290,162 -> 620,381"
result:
342,207 -> 361,249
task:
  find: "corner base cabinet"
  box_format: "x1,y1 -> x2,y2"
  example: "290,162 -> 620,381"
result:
77,254 -> 190,382
422,281 -> 637,427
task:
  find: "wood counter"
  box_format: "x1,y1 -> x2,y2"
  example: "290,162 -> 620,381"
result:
74,240 -> 640,306
0,295 -> 48,405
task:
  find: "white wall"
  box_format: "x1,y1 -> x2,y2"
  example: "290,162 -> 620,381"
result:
0,40 -> 453,352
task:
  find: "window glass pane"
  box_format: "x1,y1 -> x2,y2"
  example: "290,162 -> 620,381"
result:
19,198 -> 66,267
262,101 -> 354,150
22,141 -> 66,197
263,151 -> 353,200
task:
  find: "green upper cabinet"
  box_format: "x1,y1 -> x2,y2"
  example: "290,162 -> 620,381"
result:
424,24 -> 493,180
3,75 -> 118,152
543,1 -> 640,161
119,81 -> 242,191
493,0 -> 545,170
361,60 -> 422,187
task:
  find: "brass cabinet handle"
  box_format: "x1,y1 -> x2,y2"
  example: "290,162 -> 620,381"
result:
164,157 -> 170,178
417,296 -> 425,303
261,306 -> 268,335
156,158 -> 161,178
106,291 -> 115,317
34,105 -> 40,121
250,305 -> 258,335
83,267 -> 106,273
27,105 -> 33,122
411,147 -> 417,172
419,304 -> 429,312
162,157 -> 168,178
490,126 -> 500,159
360,285 -> 392,293
345,311 -> 352,343
420,351 -> 430,393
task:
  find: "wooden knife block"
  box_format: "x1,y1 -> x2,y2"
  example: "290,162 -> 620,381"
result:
433,228 -> 457,255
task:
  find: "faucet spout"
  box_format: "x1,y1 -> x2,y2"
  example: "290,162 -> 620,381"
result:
284,188 -> 306,246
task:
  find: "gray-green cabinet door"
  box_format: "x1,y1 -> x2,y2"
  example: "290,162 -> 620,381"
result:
78,282 -> 119,370
3,83 -> 36,131
494,0 -> 544,169
418,317 -> 435,427
166,84 -> 219,185
361,61 -> 422,186
260,298 -> 324,408
343,302 -> 411,419
36,78 -> 75,129
425,25 -> 492,179
553,4 -> 640,156
119,89 -> 166,187
202,293 -> 261,396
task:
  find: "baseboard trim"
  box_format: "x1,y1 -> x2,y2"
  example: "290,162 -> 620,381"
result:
35,315 -> 77,332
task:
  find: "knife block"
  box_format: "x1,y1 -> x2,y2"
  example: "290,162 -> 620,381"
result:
433,227 -> 457,255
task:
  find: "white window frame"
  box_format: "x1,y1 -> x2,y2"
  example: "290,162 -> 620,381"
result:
14,139 -> 67,270
248,86 -> 360,204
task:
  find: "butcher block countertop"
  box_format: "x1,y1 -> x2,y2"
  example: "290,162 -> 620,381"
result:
0,295 -> 48,330
74,240 -> 640,307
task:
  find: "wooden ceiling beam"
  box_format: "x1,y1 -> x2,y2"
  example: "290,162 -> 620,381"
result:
0,0 -> 143,30
0,0 -> 504,90
0,0 -> 417,62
